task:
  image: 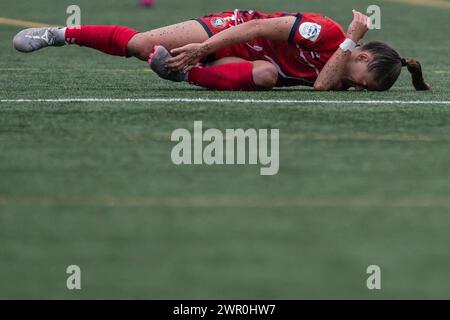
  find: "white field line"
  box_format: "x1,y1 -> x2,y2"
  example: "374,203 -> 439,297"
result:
0,98 -> 450,105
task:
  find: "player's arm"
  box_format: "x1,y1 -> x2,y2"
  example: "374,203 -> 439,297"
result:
314,10 -> 370,91
167,17 -> 295,70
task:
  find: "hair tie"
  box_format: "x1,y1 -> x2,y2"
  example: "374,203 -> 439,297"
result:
401,58 -> 407,67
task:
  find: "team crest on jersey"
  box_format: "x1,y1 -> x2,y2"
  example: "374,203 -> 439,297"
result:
211,17 -> 226,28
299,22 -> 322,42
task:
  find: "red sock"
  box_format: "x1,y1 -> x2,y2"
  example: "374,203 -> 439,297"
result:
188,62 -> 257,91
65,26 -> 139,57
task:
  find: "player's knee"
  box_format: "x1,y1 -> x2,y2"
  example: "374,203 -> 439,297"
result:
126,33 -> 152,60
253,63 -> 278,88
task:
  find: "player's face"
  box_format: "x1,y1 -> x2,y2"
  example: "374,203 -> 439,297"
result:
345,50 -> 379,91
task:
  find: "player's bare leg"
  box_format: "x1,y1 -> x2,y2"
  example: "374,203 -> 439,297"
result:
127,20 -> 209,60
12,20 -> 209,61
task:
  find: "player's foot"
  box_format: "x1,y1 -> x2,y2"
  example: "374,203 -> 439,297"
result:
13,27 -> 65,53
148,45 -> 187,82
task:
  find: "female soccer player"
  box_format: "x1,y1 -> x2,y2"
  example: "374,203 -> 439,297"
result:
12,9 -> 430,91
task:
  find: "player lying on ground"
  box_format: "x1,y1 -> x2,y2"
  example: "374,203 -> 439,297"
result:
12,9 -> 430,91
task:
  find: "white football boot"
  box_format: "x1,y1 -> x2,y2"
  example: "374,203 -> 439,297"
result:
13,27 -> 65,53
148,45 -> 188,82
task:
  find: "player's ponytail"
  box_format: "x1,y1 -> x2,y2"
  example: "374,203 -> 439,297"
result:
401,58 -> 431,91
361,41 -> 431,91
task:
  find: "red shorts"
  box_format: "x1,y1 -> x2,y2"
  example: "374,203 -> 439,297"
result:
194,11 -> 243,37
194,11 -> 245,62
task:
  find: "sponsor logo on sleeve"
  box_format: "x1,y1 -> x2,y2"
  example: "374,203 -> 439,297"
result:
299,22 -> 322,42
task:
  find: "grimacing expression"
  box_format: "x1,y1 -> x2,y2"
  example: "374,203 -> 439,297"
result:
345,50 -> 379,91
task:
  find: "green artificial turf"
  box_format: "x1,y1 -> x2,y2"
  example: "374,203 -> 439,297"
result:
0,0 -> 450,299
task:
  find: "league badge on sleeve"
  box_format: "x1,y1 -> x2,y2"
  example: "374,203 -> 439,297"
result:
211,17 -> 226,29
299,22 -> 322,41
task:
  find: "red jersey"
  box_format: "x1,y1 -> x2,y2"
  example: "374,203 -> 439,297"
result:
195,9 -> 346,87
